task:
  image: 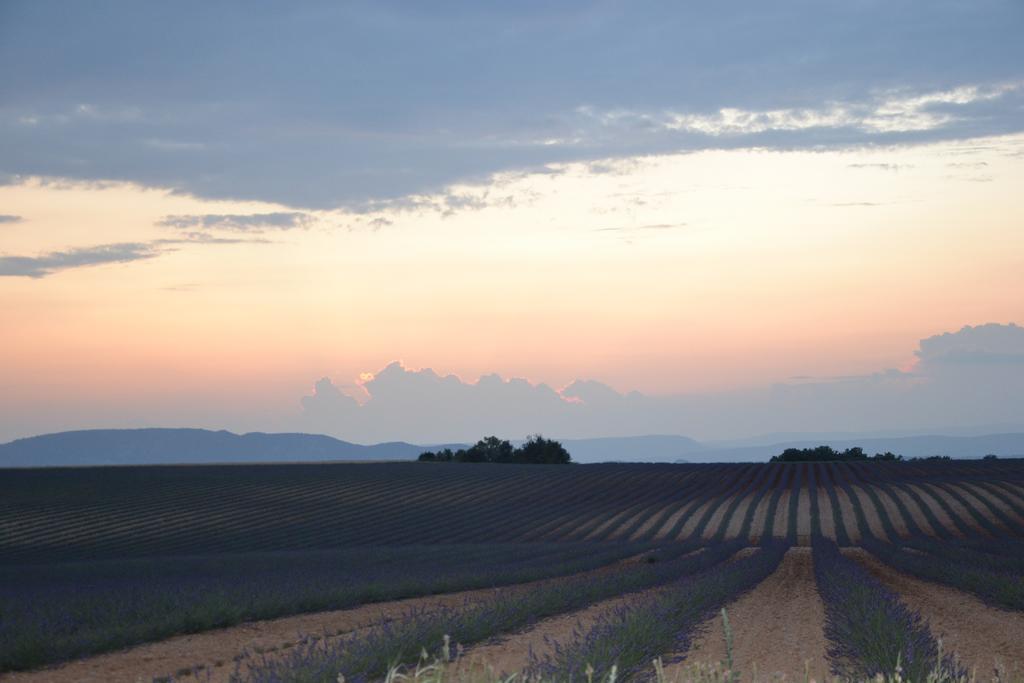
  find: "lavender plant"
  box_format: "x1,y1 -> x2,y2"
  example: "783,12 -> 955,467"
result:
231,541 -> 748,683
861,537 -> 1024,610
0,542 -> 654,671
812,536 -> 965,681
527,542 -> 790,682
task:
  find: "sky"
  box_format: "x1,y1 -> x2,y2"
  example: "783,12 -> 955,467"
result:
1,2 -> 1023,444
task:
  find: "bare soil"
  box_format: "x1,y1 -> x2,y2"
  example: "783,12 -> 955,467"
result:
667,547 -> 829,681
454,589 -> 649,678
796,488 -> 812,541
954,484 -> 1024,530
889,487 -> 937,537
846,549 -> 1024,676
771,491 -> 791,539
874,487 -> 911,538
971,483 -> 1024,517
678,500 -> 714,540
583,508 -> 633,541
702,497 -> 735,539
630,502 -> 677,540
918,483 -> 985,534
655,502 -> 696,540
746,494 -> 773,543
833,487 -> 861,543
0,554 -> 650,683
905,484 -> 962,537
722,493 -> 755,541
848,485 -> 888,541
817,489 -> 837,541
456,548 -> 757,678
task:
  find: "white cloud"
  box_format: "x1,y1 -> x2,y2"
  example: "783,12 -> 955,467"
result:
297,324 -> 1024,443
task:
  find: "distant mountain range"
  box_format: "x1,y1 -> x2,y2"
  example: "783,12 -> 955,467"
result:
1,428 -> 1022,468
0,429 -> 445,468
558,435 -> 703,462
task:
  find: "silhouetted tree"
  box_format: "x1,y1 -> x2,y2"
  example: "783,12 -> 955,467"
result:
418,447 -> 456,462
770,446 -> 904,462
417,435 -> 572,464
514,434 -> 572,464
463,436 -> 513,463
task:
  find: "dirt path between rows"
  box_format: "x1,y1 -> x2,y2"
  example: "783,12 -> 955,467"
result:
847,549 -> 1024,677
666,547 -> 829,682
454,548 -> 753,678
454,588 -> 651,678
0,555 -> 651,683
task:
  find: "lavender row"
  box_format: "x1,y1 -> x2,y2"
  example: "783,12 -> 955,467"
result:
897,535 -> 1024,574
812,536 -> 964,681
230,540 -> 747,683
0,541 -> 652,672
861,537 -> 1024,611
527,542 -> 790,681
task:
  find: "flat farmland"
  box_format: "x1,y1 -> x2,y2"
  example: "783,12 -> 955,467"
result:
2,460 -> 1023,682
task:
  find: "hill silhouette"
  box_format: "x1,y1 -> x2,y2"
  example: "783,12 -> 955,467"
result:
0,429 -> 440,467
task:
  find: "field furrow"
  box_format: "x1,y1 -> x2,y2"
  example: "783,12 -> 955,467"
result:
677,547 -> 829,680
848,549 -> 1024,675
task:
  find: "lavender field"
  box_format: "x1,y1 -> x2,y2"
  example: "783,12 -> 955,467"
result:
2,460 -> 1024,681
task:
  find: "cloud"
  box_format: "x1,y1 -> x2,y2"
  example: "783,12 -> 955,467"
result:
160,232 -> 271,245
2,3 -> 1022,208
297,324 -> 1024,443
158,212 -> 312,232
0,242 -> 158,278
0,214 -> 23,224
300,378 -> 360,421
915,323 -> 1024,366
0,232 -> 271,278
847,163 -> 913,171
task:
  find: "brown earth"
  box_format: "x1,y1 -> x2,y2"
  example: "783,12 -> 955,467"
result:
771,491 -> 791,539
873,486 -> 911,538
722,494 -> 756,541
584,508 -> 634,541
667,547 -> 829,682
655,501 -> 697,540
454,588 -> 651,678
972,483 -> 1024,518
631,502 -> 678,540
457,548 -> 757,679
0,554 -> 651,683
610,505 -> 659,540
953,484 -> 1024,531
796,488 -> 812,542
678,500 -> 714,540
847,485 -> 888,541
905,484 -> 962,537
847,549 -> 1024,677
942,485 -> 1009,533
702,496 -> 735,539
889,487 -> 937,537
833,487 -> 861,543
818,489 -> 837,541
747,494 -> 773,543
994,482 -> 1024,505
917,484 -> 985,535
2,593 -> 454,683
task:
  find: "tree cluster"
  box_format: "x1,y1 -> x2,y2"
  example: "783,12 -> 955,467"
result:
769,446 -> 903,463
418,435 -> 572,464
